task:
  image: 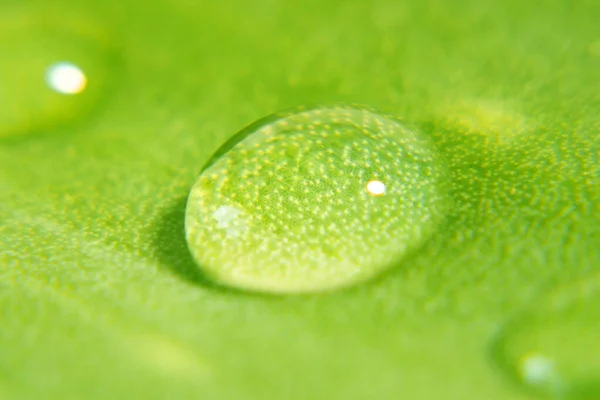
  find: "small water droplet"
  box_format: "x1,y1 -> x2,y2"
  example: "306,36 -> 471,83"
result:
0,12 -> 116,137
185,105 -> 449,293
490,272 -> 600,399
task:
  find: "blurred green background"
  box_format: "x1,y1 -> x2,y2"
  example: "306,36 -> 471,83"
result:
1,0 -> 599,398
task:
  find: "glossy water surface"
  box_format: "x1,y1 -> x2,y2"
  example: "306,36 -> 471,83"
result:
185,105 -> 449,293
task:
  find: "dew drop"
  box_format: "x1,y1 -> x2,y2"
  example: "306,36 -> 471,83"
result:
0,12 -> 116,137
185,105 -> 449,293
490,272 -> 600,399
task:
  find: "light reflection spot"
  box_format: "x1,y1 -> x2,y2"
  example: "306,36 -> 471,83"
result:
366,180 -> 386,196
520,353 -> 555,385
45,62 -> 87,95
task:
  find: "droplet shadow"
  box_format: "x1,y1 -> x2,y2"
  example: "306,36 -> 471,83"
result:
151,193 -> 387,297
151,194 -> 289,298
150,194 -> 215,288
150,193 -> 433,299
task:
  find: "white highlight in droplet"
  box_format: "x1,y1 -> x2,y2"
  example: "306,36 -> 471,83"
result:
45,62 -> 87,95
213,205 -> 247,237
520,353 -> 555,386
366,180 -> 386,196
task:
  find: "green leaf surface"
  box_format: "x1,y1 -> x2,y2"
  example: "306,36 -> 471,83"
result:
1,0 -> 599,398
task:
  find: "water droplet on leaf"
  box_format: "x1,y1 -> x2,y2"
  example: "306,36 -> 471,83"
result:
490,272 -> 600,399
0,13 -> 116,137
185,105 -> 449,293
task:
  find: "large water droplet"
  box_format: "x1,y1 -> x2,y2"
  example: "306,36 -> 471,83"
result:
490,272 -> 600,399
0,12 -> 116,138
185,105 -> 449,293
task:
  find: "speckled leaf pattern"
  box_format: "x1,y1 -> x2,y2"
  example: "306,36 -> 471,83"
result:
0,0 -> 599,399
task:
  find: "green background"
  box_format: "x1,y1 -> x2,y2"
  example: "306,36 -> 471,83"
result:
1,0 -> 599,398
